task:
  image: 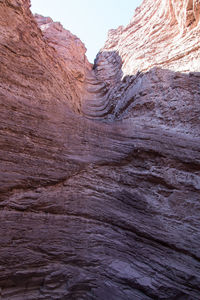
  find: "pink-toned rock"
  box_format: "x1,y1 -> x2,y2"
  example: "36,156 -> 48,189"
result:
86,0 -> 200,136
96,0 -> 200,76
0,0 -> 200,299
35,14 -> 91,82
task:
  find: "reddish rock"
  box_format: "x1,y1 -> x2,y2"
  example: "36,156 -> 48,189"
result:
96,0 -> 200,76
0,0 -> 200,299
35,14 -> 91,82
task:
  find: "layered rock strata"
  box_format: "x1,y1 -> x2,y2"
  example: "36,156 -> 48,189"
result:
35,14 -> 91,83
0,0 -> 200,299
96,0 -> 200,76
87,0 -> 200,121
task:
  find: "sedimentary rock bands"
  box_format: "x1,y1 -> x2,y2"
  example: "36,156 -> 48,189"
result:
0,0 -> 200,299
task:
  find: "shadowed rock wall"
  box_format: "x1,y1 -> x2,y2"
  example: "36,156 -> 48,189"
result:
0,0 -> 200,299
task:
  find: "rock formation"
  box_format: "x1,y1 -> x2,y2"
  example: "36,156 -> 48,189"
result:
0,0 -> 200,299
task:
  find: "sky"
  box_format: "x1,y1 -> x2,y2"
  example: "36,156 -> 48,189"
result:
31,0 -> 142,63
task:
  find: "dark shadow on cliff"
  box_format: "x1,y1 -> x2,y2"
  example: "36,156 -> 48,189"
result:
1,43 -> 200,299
88,50 -> 200,137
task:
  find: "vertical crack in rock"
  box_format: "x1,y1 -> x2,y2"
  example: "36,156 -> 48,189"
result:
0,0 -> 200,299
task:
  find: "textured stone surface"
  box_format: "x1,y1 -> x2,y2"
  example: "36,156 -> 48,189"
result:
96,0 -> 200,76
35,14 -> 91,83
0,0 -> 200,299
84,0 -> 200,128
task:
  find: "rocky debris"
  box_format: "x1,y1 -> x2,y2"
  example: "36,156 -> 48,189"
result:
0,0 -> 200,299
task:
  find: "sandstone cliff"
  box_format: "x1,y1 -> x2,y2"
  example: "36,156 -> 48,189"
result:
0,0 -> 200,299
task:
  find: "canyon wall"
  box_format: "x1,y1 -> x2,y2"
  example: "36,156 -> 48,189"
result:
0,0 -> 200,299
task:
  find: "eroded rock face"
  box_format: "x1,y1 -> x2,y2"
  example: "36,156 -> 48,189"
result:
35,14 -> 91,82
0,0 -> 200,299
95,0 -> 200,77
85,0 -> 200,130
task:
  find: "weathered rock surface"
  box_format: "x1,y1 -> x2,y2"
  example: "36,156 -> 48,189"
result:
0,0 -> 200,299
35,14 -> 91,83
89,0 -> 200,122
97,0 -> 200,76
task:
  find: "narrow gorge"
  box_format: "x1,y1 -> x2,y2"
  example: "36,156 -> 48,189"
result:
0,0 -> 200,299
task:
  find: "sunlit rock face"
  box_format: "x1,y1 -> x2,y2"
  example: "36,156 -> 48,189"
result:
0,0 -> 200,299
35,14 -> 91,83
86,0 -> 200,130
96,0 -> 200,76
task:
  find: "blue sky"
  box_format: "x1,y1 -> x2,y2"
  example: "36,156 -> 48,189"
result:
31,0 -> 142,62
